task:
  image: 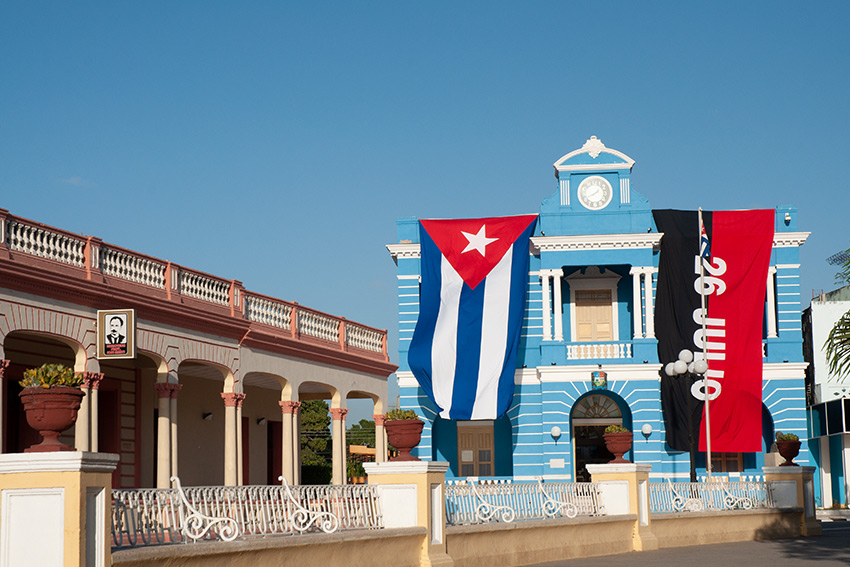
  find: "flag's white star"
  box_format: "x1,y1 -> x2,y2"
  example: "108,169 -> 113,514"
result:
461,225 -> 498,256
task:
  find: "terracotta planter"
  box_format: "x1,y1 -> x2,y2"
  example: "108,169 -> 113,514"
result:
603,432 -> 633,464
776,440 -> 801,466
19,386 -> 85,452
385,419 -> 424,461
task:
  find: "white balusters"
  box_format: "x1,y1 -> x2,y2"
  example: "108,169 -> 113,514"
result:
299,310 -> 340,342
566,342 -> 633,360
346,324 -> 383,353
245,296 -> 293,330
100,248 -> 166,288
179,271 -> 229,305
7,220 -> 85,266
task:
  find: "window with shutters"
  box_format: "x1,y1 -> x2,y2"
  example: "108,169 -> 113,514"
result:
565,266 -> 621,342
575,289 -> 613,341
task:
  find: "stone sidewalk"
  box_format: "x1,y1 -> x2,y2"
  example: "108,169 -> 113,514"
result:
523,520 -> 850,567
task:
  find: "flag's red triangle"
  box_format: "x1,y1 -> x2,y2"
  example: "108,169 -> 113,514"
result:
421,215 -> 537,289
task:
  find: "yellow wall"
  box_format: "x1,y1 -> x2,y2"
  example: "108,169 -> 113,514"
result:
446,516 -> 635,567
0,459 -> 115,567
652,509 -> 801,547
112,527 -> 426,567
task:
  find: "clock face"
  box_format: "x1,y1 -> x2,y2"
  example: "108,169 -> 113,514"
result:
577,176 -> 613,210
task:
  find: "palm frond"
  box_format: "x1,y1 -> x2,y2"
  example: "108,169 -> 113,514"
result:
825,309 -> 850,378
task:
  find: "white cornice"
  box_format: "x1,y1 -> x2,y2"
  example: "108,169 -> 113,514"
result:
396,370 -> 418,388
773,232 -> 810,247
388,232 -> 806,259
531,233 -> 662,254
538,364 -> 663,383
387,243 -> 421,260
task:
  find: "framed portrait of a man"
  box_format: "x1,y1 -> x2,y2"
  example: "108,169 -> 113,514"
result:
97,309 -> 135,359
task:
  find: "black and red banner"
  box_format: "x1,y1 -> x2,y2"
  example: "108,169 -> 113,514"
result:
654,209 -> 774,453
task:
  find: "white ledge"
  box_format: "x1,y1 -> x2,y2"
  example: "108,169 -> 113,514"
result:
0,451 -> 120,474
531,234 -> 663,253
364,461 -> 449,475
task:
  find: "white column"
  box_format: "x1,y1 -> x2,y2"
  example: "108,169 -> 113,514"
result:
552,269 -> 564,342
766,266 -> 778,338
643,270 -> 656,339
76,383 -> 91,452
90,386 -> 100,452
280,401 -> 295,484
330,408 -> 349,485
821,437 -> 833,507
237,401 -> 244,485
630,268 -> 644,339
154,382 -> 173,489
221,392 -> 244,486
170,385 -> 181,481
374,414 -> 387,463
540,272 -> 552,341
844,434 -> 850,507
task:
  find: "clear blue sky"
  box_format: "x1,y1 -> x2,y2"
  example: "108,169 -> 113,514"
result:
2,2 -> 848,414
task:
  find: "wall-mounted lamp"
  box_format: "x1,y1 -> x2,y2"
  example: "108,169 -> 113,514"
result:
784,212 -> 791,225
550,426 -> 562,443
641,423 -> 653,438
257,417 -> 267,425
202,412 -> 213,421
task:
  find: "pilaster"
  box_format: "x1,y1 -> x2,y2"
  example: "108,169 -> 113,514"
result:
763,465 -> 821,536
587,463 -> 658,552
364,461 -> 453,567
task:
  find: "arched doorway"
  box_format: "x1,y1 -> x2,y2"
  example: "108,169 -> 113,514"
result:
571,393 -> 627,482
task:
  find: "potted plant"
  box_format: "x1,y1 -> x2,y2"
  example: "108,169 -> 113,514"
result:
18,363 -> 85,452
603,424 -> 633,464
775,431 -> 801,467
384,409 -> 424,462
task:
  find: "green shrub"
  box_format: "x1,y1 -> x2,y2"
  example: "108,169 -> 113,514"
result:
604,424 -> 629,434
775,431 -> 799,442
386,409 -> 419,420
20,363 -> 83,389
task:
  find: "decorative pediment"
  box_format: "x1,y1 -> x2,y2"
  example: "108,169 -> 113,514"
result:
553,136 -> 635,176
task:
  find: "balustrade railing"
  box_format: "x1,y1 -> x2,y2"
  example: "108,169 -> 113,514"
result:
245,294 -> 293,330
648,479 -> 775,513
0,210 -> 388,359
567,342 -> 632,360
6,219 -> 86,266
112,480 -> 383,548
179,270 -> 230,305
299,308 -> 340,343
100,248 -> 166,289
445,479 -> 601,525
345,323 -> 384,353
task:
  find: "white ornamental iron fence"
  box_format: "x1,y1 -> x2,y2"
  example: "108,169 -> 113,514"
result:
111,477 -> 383,548
648,478 -> 775,514
444,478 -> 601,525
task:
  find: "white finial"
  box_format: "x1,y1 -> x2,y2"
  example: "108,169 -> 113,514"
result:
582,136 -> 607,159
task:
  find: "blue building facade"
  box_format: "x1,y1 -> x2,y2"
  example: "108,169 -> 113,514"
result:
387,137 -> 810,481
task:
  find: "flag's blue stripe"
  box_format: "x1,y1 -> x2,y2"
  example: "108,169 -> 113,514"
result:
408,226 -> 440,405
449,280 -> 486,419
496,221 -> 536,416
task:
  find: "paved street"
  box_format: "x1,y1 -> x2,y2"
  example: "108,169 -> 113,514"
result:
524,521 -> 850,567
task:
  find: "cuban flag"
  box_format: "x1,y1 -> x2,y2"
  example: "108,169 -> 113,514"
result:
409,214 -> 538,420
699,220 -> 711,259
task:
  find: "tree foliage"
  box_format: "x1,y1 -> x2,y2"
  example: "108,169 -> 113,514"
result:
346,418 -> 376,447
825,246 -> 850,378
300,400 -> 331,467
